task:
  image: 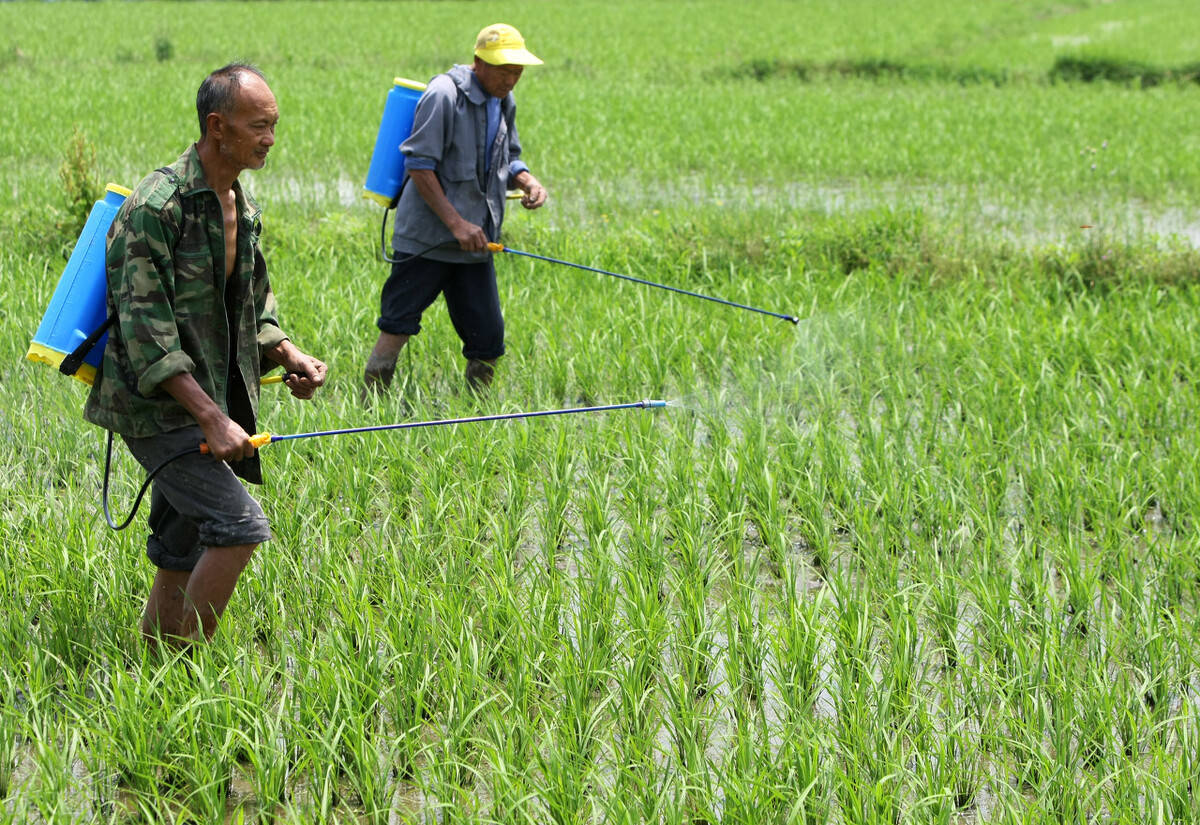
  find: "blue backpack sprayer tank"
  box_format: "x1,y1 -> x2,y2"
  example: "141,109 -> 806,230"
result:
363,77 -> 427,208
363,76 -> 434,263
26,182 -> 131,384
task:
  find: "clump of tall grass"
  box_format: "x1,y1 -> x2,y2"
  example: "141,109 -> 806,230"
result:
1049,54 -> 1200,87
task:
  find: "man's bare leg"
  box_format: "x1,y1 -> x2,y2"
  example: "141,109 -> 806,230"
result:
142,568 -> 192,648
363,332 -> 410,395
465,357 -> 497,392
177,543 -> 257,642
143,544 -> 257,647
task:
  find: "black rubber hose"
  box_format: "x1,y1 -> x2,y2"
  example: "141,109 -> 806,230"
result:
101,430 -> 199,531
378,206 -> 467,264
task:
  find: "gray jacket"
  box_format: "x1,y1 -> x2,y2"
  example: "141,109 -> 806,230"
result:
392,64 -> 524,263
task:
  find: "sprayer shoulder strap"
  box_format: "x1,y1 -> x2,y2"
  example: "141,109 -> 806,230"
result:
57,313 -> 115,377
58,167 -> 182,378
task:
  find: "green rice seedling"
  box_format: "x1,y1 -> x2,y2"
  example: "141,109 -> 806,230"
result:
568,550 -> 620,699
381,659 -> 432,787
425,621 -> 496,802
474,709 -> 540,825
537,428 -> 575,559
831,676 -> 907,825
554,637 -> 612,765
302,759 -> 342,824
699,418 -> 746,543
718,706 -> 779,825
84,655 -> 181,796
23,707 -> 82,822
721,577 -> 767,706
234,693 -> 294,822
911,703 -> 981,821
669,570 -> 718,702
0,675 -> 18,802
773,719 -> 830,825
613,419 -> 666,544
1039,637 -> 1079,771
929,566 -> 961,670
576,456 -> 615,549
600,755 -> 675,825
665,472 -> 720,700
612,634 -> 658,757
739,413 -> 790,576
1113,671 -> 1145,763
945,713 -> 984,813
72,684 -> 124,821
1072,667 -> 1114,772
327,589 -> 389,725
159,659 -> 246,824
1042,762 -> 1095,825
1053,535 -> 1101,637
769,572 -> 824,719
337,706 -> 395,825
879,587 -> 927,727
289,657 -> 355,809
463,566 -> 528,689
1003,684 -> 1054,793
537,703 -> 608,825
1120,601 -> 1175,734
1158,697 -> 1200,823
615,568 -> 671,792
660,670 -> 712,793
827,574 -> 874,695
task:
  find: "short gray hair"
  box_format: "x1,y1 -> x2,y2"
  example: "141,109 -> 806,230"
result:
196,63 -> 266,137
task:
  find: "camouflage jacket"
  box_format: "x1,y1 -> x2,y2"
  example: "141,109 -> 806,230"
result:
84,145 -> 289,445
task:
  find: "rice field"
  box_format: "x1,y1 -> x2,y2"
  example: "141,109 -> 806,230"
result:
1,1 -> 1199,823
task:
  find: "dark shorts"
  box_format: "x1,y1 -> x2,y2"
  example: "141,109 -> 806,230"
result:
377,253 -> 505,361
121,427 -> 272,571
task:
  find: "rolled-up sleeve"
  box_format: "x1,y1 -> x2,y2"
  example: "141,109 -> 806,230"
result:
107,206 -> 195,396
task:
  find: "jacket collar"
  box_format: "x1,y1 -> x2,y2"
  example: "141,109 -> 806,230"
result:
174,143 -> 260,223
449,63 -> 491,106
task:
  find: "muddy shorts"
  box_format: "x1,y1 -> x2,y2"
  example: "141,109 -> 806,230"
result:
121,426 -> 272,571
376,253 -> 505,361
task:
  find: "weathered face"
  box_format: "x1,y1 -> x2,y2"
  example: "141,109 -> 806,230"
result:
214,74 -> 279,171
473,59 -> 524,99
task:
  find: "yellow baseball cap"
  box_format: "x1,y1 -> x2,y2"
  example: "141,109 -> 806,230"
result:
474,24 -> 543,66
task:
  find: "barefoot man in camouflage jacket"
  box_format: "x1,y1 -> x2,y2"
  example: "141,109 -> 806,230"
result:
85,64 -> 327,648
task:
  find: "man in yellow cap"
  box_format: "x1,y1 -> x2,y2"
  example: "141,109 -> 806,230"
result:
363,24 -> 548,396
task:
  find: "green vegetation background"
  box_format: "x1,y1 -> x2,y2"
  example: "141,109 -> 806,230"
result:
0,1 -> 1198,823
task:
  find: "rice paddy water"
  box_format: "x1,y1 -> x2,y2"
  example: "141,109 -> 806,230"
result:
2,1 -> 1199,823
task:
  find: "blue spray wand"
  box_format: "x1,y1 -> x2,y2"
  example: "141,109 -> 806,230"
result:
200,399 -> 669,453
104,400 -> 669,530
487,243 -> 800,324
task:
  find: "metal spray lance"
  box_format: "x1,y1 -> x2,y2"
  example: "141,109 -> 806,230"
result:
103,400 -> 669,530
486,243 -> 801,324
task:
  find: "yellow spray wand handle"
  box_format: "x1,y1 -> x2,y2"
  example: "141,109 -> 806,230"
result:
199,432 -> 273,455
487,242 -> 505,253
